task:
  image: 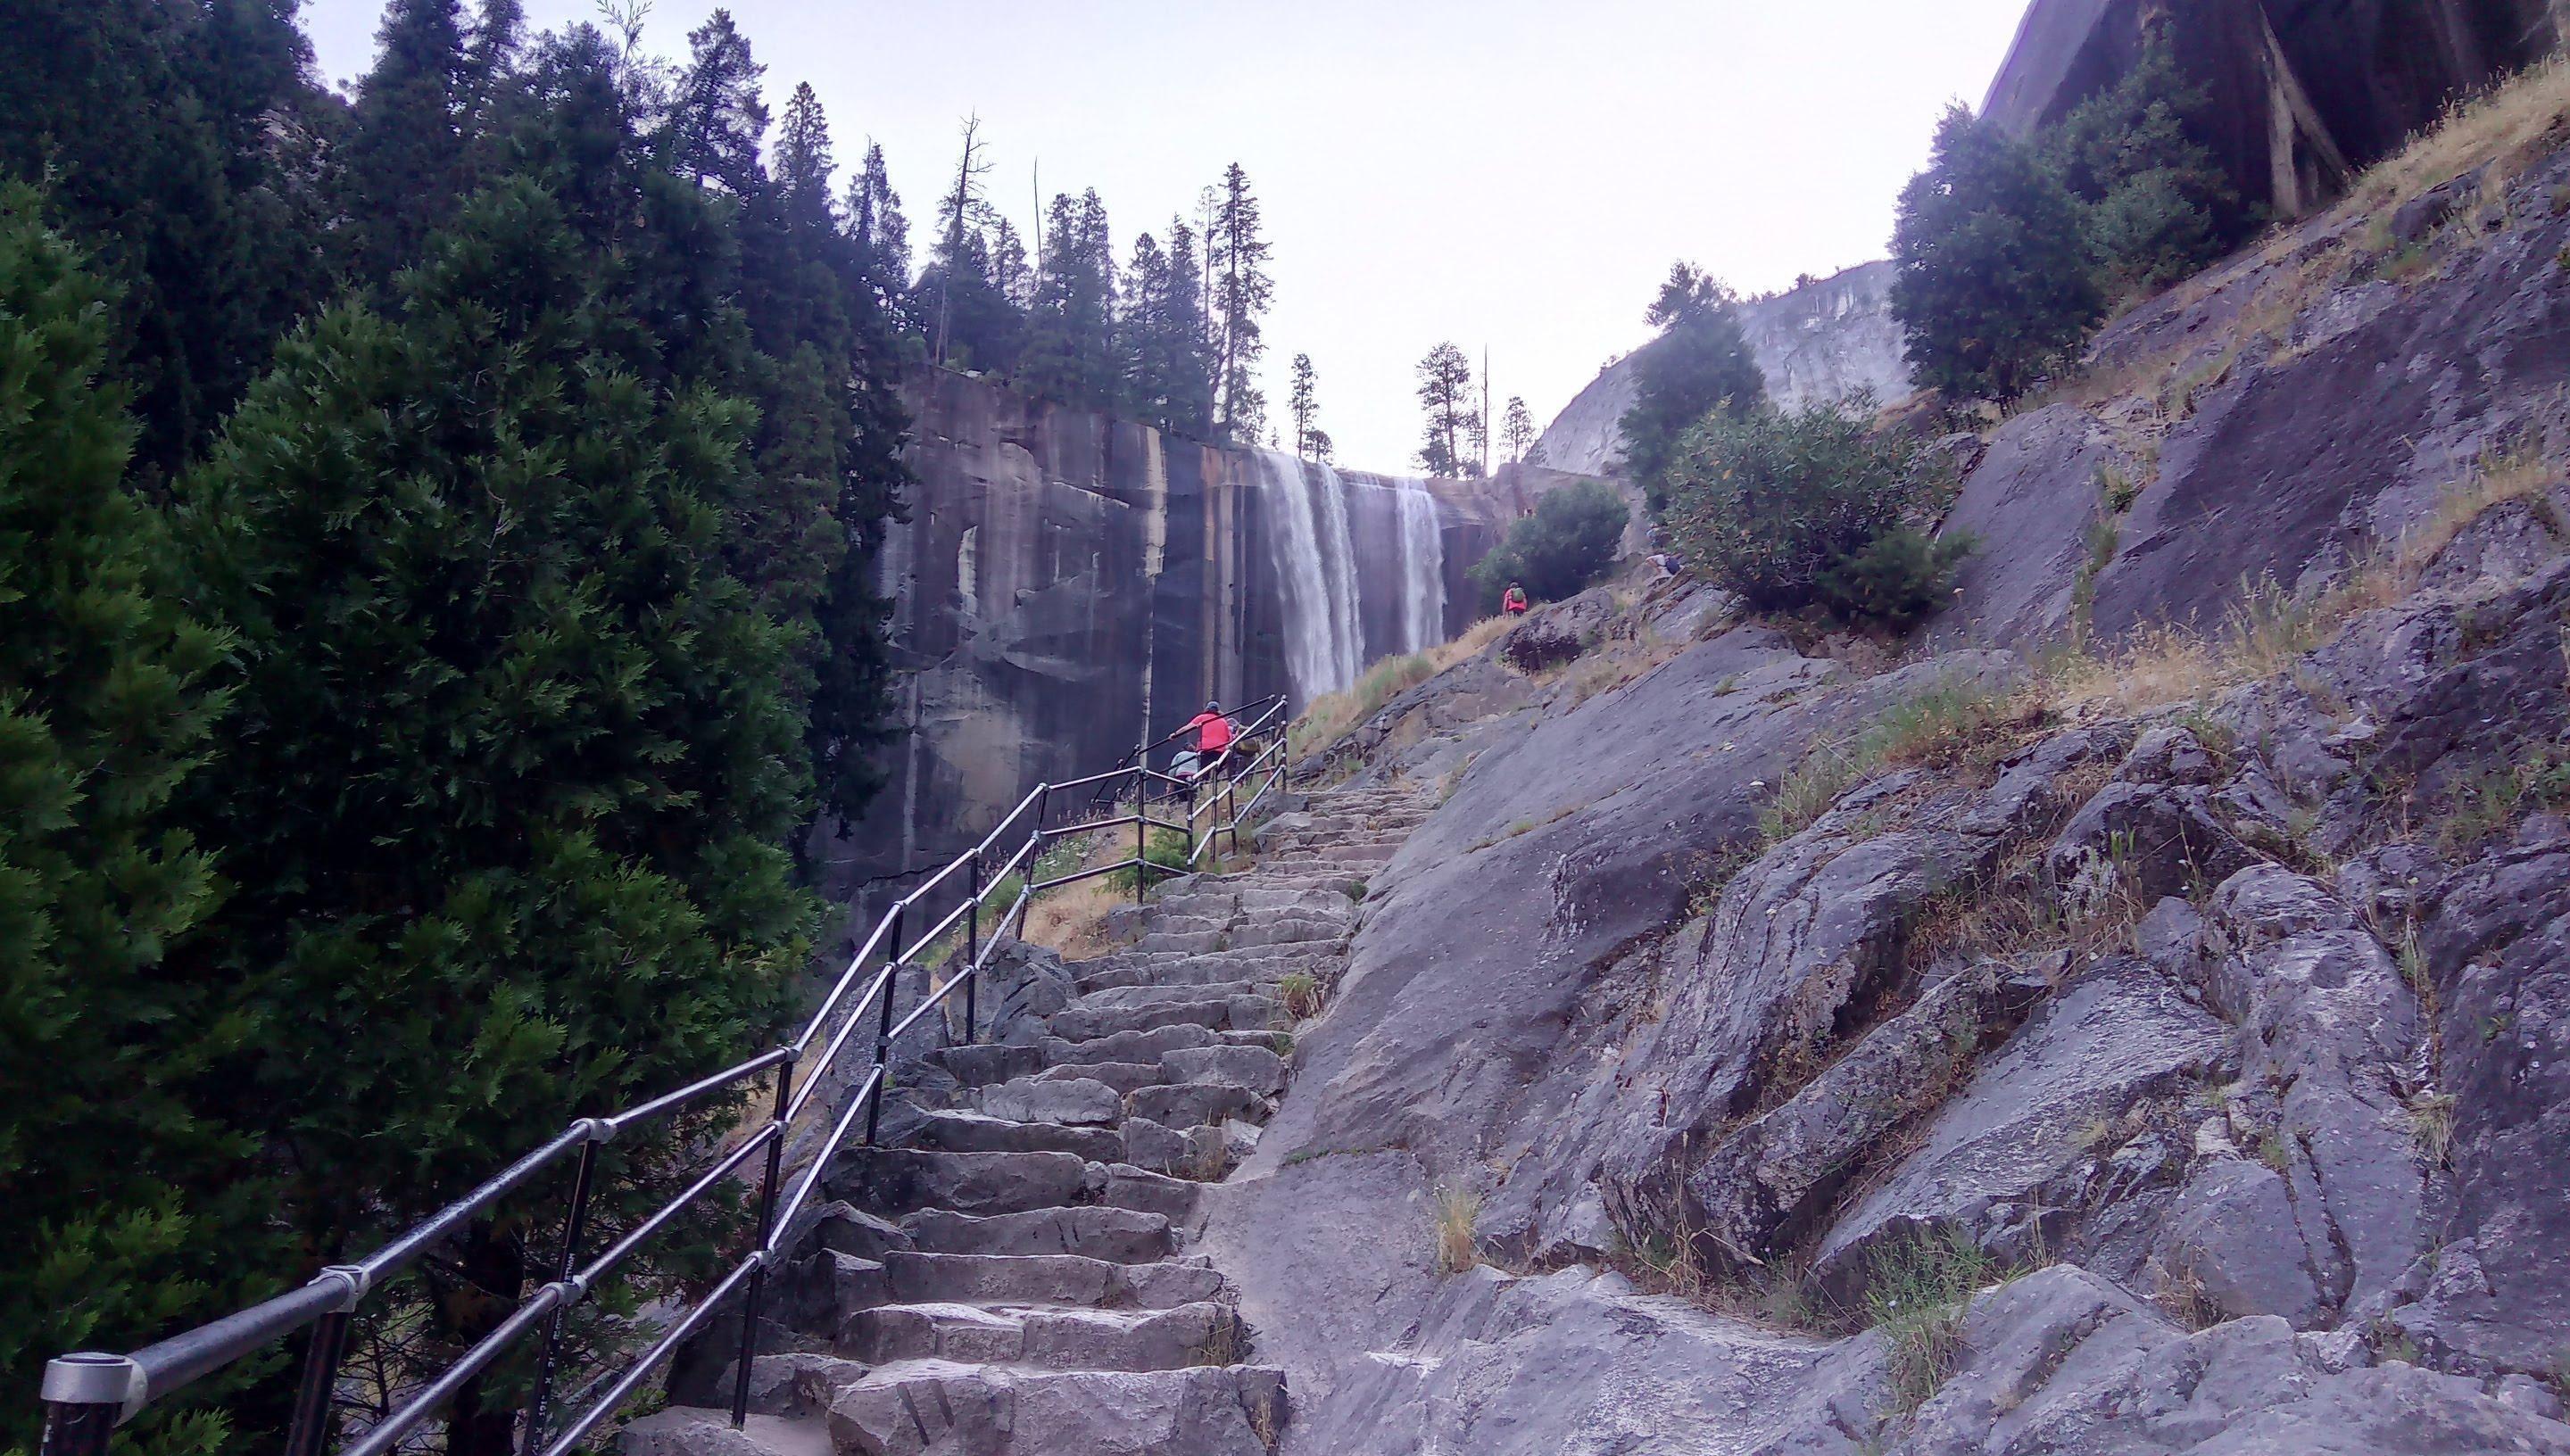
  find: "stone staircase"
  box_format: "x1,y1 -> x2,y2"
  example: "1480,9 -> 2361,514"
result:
626,787 -> 1434,1456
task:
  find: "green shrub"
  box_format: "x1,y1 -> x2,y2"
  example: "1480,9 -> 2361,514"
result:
2042,34 -> 2241,295
1867,1225 -> 1995,1413
1469,479 -> 1629,610
1662,401 -> 1967,626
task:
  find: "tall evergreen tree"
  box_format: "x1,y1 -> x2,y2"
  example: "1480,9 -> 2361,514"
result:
1415,341 -> 1476,477
1503,394 -> 1537,463
0,186 -> 258,1456
1021,189 -> 1119,410
659,8 -> 768,197
173,173 -> 817,1456
1619,261 -> 1764,507
1209,162 -> 1272,443
341,0 -> 475,285
1890,103 -> 2102,402
1288,352 -> 1322,458
847,139 -> 912,319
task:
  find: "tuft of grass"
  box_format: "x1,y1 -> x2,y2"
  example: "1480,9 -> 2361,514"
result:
2154,1262 -> 2222,1332
1866,1226 -> 1995,1415
2408,1090 -> 2458,1166
1188,1311 -> 1248,1367
1278,972 -> 1323,1021
1761,676 -> 2034,842
2258,1129 -> 2293,1173
1432,1187 -> 1481,1275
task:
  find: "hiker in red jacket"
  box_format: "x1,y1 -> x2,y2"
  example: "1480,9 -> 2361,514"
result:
1183,701 -> 1235,780
1502,582 -> 1530,616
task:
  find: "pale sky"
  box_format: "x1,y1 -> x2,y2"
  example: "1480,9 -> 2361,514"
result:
300,1 -> 2032,474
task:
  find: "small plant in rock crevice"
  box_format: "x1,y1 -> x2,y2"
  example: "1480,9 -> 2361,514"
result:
1866,1225 -> 1996,1416
1278,973 -> 1323,1021
1432,1187 -> 1482,1274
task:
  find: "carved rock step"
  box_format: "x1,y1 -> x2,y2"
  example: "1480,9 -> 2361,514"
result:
905,1109 -> 1122,1161
901,1204 -> 1179,1262
1043,992 -> 1281,1041
865,1251 -> 1226,1311
826,1361 -> 1287,1456
825,1148 -> 1092,1219
841,1297 -> 1239,1370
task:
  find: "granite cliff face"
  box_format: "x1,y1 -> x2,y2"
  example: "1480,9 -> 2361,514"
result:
812,371 -> 1579,919
1528,261 -> 1913,477
1985,0 -> 2566,218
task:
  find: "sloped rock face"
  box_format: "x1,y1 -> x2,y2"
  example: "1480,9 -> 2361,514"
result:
1205,520 -> 2570,1450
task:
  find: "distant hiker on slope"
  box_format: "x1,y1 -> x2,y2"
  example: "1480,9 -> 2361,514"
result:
1502,582 -> 1530,616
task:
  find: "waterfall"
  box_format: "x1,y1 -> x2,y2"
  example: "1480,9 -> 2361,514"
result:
1256,451 -> 1364,702
1390,478 -> 1447,654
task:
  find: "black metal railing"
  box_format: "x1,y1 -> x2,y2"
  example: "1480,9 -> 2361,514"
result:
37,697 -> 1296,1456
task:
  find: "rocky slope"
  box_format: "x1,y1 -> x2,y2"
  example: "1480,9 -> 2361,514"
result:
1183,95 -> 2570,1456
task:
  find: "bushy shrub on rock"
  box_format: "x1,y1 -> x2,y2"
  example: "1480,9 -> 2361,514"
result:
1662,401 -> 1968,629
1470,479 -> 1629,610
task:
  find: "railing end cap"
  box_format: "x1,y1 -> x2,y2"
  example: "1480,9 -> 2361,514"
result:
42,1353 -> 145,1418
576,1117 -> 616,1146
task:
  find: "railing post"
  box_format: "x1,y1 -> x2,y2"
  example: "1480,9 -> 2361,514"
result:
519,1132 -> 601,1455
41,1355 -> 137,1456
732,1061 -> 793,1428
1132,772 -> 1147,905
866,904 -> 903,1146
962,851 -> 981,1046
278,1307 -> 352,1456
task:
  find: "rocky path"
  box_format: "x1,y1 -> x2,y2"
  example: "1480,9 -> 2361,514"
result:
632,787 -> 1435,1456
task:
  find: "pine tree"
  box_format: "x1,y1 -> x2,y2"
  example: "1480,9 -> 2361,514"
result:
0,0 -> 337,476
1619,261 -> 1764,506
1021,188 -> 1118,410
1415,341 -> 1476,477
1503,394 -> 1537,463
2042,33 -> 2239,294
660,8 -> 768,197
173,174 -> 818,1456
342,0 -> 476,285
1890,103 -> 2103,402
1209,162 -> 1273,443
1288,352 -> 1322,458
847,140 -> 912,318
0,186 -> 261,1456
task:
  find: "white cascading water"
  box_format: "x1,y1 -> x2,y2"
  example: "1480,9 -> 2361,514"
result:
1256,451 -> 1364,702
1389,477 -> 1447,654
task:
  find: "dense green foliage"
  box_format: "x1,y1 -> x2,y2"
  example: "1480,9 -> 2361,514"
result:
1662,402 -> 1968,627
0,188 -> 262,1456
0,5 -> 932,1452
2044,36 -> 2242,296
1889,38 -> 2241,404
1468,480 -> 1629,609
1890,105 -> 2103,402
1619,261 -> 1765,508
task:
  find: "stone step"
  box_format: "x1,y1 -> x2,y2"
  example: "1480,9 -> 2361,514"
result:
841,1298 -> 1239,1371
1041,1022 -> 1223,1067
625,1408 -> 835,1456
825,1361 -> 1287,1456
1127,1080 -> 1269,1129
907,1109 -> 1123,1162
1073,979 -> 1274,1012
900,1205 -> 1176,1263
825,1148 -> 1093,1219
1032,1058 -> 1168,1095
1098,1162 -> 1202,1220
1074,948 -> 1333,993
976,1075 -> 1123,1127
870,1251 -> 1226,1311
1044,992 -> 1279,1042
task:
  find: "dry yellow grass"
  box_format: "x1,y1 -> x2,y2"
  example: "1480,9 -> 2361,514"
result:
1432,1187 -> 1481,1274
2339,54 -> 2570,224
1289,613 -> 1518,758
1016,828 -> 1139,959
2052,444 -> 2561,715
